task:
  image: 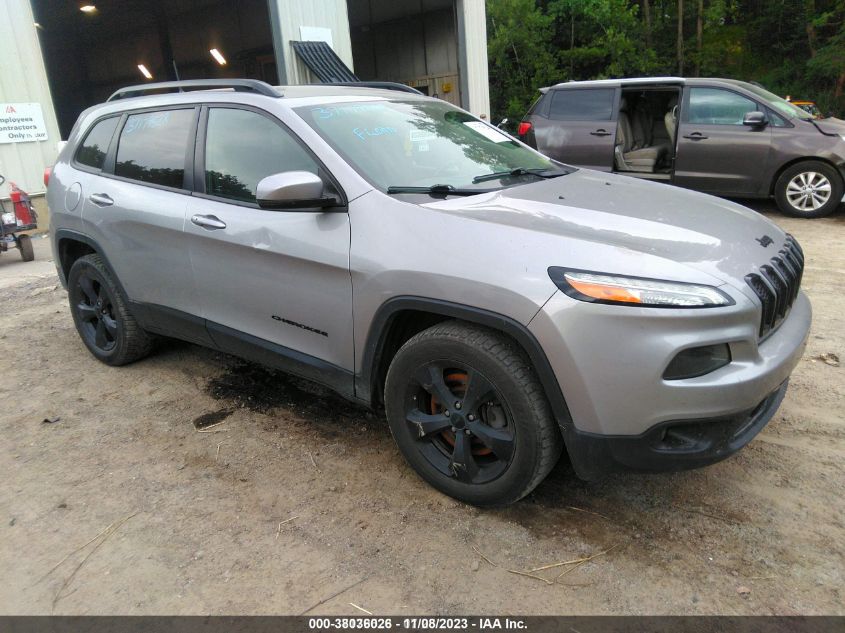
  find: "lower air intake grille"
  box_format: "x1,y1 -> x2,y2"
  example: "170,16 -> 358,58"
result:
745,234 -> 804,338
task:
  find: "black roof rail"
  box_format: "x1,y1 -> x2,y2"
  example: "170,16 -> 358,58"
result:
327,81 -> 424,95
107,79 -> 281,102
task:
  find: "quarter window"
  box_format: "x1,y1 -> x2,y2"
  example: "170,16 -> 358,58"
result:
767,108 -> 788,127
204,108 -> 319,203
76,117 -> 119,170
548,89 -> 615,121
688,88 -> 757,125
114,109 -> 194,189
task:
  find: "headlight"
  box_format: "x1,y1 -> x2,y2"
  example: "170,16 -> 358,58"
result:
548,268 -> 733,308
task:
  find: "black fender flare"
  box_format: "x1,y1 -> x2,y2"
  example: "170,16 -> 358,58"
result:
54,229 -> 131,300
357,296 -> 574,429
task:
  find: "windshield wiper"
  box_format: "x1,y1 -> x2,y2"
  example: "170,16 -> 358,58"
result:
472,167 -> 569,184
386,184 -> 491,197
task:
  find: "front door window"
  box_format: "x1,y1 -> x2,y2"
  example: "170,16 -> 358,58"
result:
687,88 -> 757,125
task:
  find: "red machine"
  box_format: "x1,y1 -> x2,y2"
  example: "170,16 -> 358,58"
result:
0,173 -> 38,262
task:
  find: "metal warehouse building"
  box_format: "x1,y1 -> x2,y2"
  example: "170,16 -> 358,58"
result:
0,0 -> 489,198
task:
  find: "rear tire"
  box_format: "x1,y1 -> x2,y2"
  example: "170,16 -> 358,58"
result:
774,160 -> 843,218
18,235 -> 34,262
384,321 -> 562,507
67,253 -> 153,366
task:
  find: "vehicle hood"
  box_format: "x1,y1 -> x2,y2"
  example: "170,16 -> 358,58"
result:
422,169 -> 788,293
812,116 -> 845,135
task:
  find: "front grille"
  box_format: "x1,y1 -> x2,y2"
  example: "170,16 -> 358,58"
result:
745,234 -> 804,338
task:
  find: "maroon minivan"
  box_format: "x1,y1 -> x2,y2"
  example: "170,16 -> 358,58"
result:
519,77 -> 845,218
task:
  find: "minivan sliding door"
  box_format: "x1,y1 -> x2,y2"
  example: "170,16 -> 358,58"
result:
537,87 -> 618,171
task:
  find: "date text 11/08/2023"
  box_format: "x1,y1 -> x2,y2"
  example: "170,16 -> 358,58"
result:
307,617 -> 527,630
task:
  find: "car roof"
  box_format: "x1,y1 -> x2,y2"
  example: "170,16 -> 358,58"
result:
544,76 -> 757,91
94,80 -> 427,112
75,84 -> 429,126
548,77 -> 684,89
278,85 -> 423,100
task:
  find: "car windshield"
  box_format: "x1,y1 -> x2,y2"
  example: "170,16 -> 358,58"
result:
741,83 -> 814,121
295,99 -> 562,191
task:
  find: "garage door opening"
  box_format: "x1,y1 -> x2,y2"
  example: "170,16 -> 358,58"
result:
31,0 -> 276,138
348,0 -> 461,107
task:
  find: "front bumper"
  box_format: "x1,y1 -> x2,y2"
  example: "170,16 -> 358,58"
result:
529,287 -> 811,479
561,380 -> 788,479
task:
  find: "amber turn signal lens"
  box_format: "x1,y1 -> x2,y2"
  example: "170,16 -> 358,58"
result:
564,278 -> 643,304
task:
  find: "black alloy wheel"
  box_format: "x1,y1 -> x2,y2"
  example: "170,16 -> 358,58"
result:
403,362 -> 516,485
384,321 -> 562,506
67,253 -> 153,366
74,271 -> 120,353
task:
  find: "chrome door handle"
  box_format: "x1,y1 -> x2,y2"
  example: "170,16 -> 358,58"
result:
682,133 -> 708,140
88,193 -> 114,206
191,214 -> 227,230
590,129 -> 612,136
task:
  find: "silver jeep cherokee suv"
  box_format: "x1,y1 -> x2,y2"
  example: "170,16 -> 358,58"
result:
49,79 -> 811,506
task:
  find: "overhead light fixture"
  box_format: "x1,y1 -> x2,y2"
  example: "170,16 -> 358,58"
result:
79,4 -> 97,13
209,48 -> 227,66
138,64 -> 153,79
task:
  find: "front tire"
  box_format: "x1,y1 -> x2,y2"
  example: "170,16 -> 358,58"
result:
384,321 -> 562,507
67,254 -> 153,366
775,161 -> 843,218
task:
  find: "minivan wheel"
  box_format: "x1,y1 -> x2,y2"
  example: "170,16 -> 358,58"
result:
775,161 -> 843,218
68,254 -> 153,366
384,321 -> 562,507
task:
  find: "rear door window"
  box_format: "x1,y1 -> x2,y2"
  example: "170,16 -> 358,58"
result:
76,117 -> 119,170
114,109 -> 194,189
548,89 -> 615,121
688,88 -> 757,125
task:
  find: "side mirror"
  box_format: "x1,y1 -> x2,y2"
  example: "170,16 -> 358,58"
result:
496,117 -> 509,129
256,171 -> 339,210
743,111 -> 768,127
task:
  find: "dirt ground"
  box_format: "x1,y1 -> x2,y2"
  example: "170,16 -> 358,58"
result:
2,203 -> 843,615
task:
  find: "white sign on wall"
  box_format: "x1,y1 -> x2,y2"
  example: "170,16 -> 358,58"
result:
0,103 -> 49,144
299,26 -> 334,48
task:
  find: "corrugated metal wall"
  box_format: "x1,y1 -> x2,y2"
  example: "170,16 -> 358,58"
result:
267,0 -> 355,85
0,0 -> 61,195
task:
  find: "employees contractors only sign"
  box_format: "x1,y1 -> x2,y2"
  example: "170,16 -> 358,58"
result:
0,103 -> 49,144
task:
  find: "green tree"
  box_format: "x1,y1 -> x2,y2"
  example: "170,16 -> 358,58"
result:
487,0 -> 559,121
485,0 -> 845,121
547,0 -> 658,78
806,1 -> 845,108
